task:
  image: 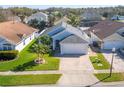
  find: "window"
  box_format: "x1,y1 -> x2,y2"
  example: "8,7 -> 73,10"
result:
3,44 -> 12,50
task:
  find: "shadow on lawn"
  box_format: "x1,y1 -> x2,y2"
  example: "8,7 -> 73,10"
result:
11,61 -> 38,71
86,75 -> 111,87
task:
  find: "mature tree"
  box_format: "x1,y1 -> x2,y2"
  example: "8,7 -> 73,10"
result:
38,21 -> 47,31
18,14 -> 26,22
28,19 -> 47,31
38,35 -> 52,46
102,12 -> 109,18
48,14 -> 55,27
31,43 -> 50,64
28,19 -> 39,29
67,14 -> 80,27
0,14 -> 6,22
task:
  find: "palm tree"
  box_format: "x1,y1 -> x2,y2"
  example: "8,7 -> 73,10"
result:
38,35 -> 52,46
67,14 -> 79,27
31,43 -> 50,64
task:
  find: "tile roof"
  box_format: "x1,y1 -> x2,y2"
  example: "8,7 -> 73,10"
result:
0,21 -> 38,44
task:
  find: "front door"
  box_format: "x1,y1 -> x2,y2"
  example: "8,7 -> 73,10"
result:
55,40 -> 60,51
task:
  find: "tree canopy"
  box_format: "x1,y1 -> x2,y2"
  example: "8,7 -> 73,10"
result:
28,19 -> 47,31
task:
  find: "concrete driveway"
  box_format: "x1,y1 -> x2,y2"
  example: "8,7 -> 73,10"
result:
103,51 -> 124,71
56,54 -> 98,86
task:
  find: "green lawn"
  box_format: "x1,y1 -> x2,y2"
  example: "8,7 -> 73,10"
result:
0,74 -> 61,86
95,73 -> 124,82
89,53 -> 110,70
0,40 -> 60,71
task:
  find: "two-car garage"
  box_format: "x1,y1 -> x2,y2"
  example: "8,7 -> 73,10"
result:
60,43 -> 88,54
60,35 -> 88,55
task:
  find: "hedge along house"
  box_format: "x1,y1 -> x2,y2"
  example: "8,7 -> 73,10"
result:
46,22 -> 89,55
0,21 -> 38,52
85,20 -> 124,50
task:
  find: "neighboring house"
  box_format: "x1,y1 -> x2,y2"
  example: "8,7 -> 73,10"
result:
7,16 -> 21,22
24,12 -> 48,23
81,10 -> 102,21
111,15 -> 124,21
46,22 -> 89,55
0,21 -> 38,52
80,10 -> 102,27
85,20 -> 124,50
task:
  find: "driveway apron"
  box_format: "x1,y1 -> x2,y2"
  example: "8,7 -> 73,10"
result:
56,55 -> 98,86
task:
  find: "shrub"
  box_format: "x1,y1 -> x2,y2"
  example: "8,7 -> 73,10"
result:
0,50 -> 18,61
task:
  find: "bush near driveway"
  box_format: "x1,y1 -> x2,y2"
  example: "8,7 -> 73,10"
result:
0,40 -> 60,71
95,73 -> 124,82
89,53 -> 110,70
0,74 -> 62,86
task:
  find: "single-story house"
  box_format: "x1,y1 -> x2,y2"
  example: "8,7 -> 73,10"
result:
0,21 -> 38,52
46,22 -> 89,55
111,15 -> 124,21
80,10 -> 102,21
80,10 -> 102,27
7,16 -> 21,22
24,12 -> 48,23
85,20 -> 124,50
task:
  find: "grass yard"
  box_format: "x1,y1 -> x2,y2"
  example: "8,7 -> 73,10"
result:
0,74 -> 61,86
0,40 -> 60,71
95,73 -> 124,82
89,53 -> 110,70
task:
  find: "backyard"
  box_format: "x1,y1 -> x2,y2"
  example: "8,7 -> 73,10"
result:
89,53 -> 110,70
0,74 -> 61,86
0,39 -> 60,71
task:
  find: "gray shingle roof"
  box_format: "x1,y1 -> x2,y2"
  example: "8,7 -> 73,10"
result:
60,35 -> 88,44
85,20 -> 124,39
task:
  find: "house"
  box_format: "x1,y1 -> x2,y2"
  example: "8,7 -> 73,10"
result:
46,22 -> 89,55
80,10 -> 102,21
111,15 -> 124,21
0,21 -> 38,52
7,16 -> 21,22
24,12 -> 48,23
85,20 -> 124,50
80,10 -> 102,27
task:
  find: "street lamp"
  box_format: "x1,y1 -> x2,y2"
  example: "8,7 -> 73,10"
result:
92,30 -> 95,45
110,47 -> 116,77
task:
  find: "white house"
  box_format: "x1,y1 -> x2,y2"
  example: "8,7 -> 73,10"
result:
24,12 -> 48,23
0,21 -> 38,52
85,20 -> 124,50
46,22 -> 89,55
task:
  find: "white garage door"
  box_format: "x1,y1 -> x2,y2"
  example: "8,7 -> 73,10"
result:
103,41 -> 124,49
60,43 -> 88,54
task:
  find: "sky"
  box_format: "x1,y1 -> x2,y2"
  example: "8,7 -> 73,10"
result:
0,5 -> 120,9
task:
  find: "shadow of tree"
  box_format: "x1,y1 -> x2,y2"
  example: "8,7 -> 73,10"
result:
11,61 -> 38,71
